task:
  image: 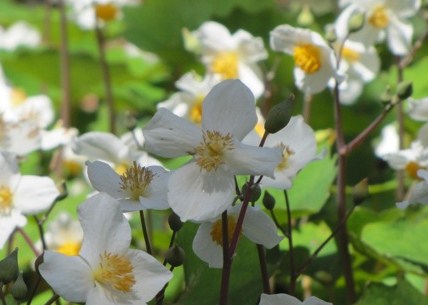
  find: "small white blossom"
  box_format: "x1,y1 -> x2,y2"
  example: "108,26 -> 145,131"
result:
259,293 -> 332,305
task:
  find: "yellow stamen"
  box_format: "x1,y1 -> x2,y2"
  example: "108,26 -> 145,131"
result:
276,143 -> 295,171
63,160 -> 83,177
95,3 -> 119,22
405,161 -> 425,180
211,52 -> 239,79
341,47 -> 360,63
56,242 -> 81,256
293,44 -> 321,74
119,161 -> 154,200
93,252 -> 135,292
189,95 -> 204,124
368,5 -> 389,29
194,131 -> 234,172
210,216 -> 237,246
115,163 -> 128,175
254,122 -> 265,138
10,88 -> 27,107
0,186 -> 13,216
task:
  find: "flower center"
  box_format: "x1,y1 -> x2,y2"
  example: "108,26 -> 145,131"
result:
405,161 -> 425,180
0,186 -> 13,216
341,47 -> 360,63
189,95 -> 204,124
10,88 -> 27,107
119,161 -> 154,201
95,3 -> 119,22
194,131 -> 234,172
211,52 -> 239,79
276,143 -> 295,171
63,160 -> 83,177
210,216 -> 237,246
293,44 -> 321,74
368,5 -> 389,29
93,251 -> 135,293
56,241 -> 81,256
115,162 -> 129,175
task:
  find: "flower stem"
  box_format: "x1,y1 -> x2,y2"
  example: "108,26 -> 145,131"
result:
43,294 -> 59,305
395,56 -> 405,200
284,190 -> 296,295
269,209 -> 288,237
58,0 -> 71,128
26,273 -> 41,305
33,216 -> 47,251
94,24 -> 116,134
219,211 -> 231,305
139,210 -> 153,255
16,228 -> 40,257
256,244 -> 270,293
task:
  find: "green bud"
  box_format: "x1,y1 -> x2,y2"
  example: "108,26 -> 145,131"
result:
348,12 -> 365,33
182,28 -> 201,54
352,178 -> 369,205
168,212 -> 184,232
297,5 -> 314,27
325,27 -> 337,44
264,93 -> 295,134
262,191 -> 276,210
379,86 -> 393,105
165,245 -> 185,267
11,272 -> 28,301
396,80 -> 413,100
0,248 -> 19,283
241,183 -> 261,203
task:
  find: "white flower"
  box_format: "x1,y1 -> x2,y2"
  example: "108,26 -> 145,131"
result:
86,160 -> 170,212
143,80 -> 282,221
0,152 -> 59,249
397,169 -> 428,209
261,116 -> 317,190
39,193 -> 172,304
259,293 -> 332,305
193,21 -> 267,99
192,204 -> 282,268
43,212 -> 83,256
157,72 -> 221,125
408,97 -> 428,121
66,0 -> 138,30
72,131 -> 162,174
374,124 -> 399,159
270,25 -> 340,95
336,0 -> 421,55
0,22 -> 40,51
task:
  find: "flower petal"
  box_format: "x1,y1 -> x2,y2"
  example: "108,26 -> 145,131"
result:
259,293 -> 302,305
72,132 -> 124,163
192,222 -> 224,268
386,14 -> 413,56
78,193 -> 131,265
143,108 -> 201,158
13,176 -> 59,214
168,162 -> 235,221
39,251 -> 92,303
0,211 -> 26,249
86,160 -> 124,199
202,80 -> 257,141
127,249 -> 173,302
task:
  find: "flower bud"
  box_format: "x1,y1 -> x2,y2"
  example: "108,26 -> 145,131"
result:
241,183 -> 261,203
165,245 -> 185,267
325,27 -> 337,44
262,191 -> 276,210
11,272 -> 28,301
264,93 -> 295,134
348,12 -> 365,33
0,248 -> 19,283
168,212 -> 184,232
297,5 -> 314,27
379,86 -> 393,105
352,178 -> 369,205
396,80 -> 413,100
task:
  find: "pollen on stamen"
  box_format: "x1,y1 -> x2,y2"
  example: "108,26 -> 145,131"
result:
194,131 -> 234,172
368,5 -> 389,29
210,216 -> 237,246
341,47 -> 360,63
119,161 -> 154,201
276,143 -> 295,171
405,161 -> 425,180
293,44 -> 322,74
95,3 -> 119,22
211,52 -> 239,79
0,186 -> 13,216
93,252 -> 135,293
189,95 -> 204,124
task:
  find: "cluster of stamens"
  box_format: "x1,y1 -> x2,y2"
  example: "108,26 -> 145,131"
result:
210,216 -> 237,246
119,161 -> 154,200
293,44 -> 321,74
276,143 -> 295,171
0,186 -> 13,216
211,52 -> 239,79
194,131 -> 234,172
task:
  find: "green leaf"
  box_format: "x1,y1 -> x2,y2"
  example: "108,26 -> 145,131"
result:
355,280 -> 428,305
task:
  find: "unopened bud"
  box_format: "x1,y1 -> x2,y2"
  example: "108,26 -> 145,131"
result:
264,93 -> 295,134
182,28 -> 201,54
168,212 -> 184,232
0,248 -> 19,283
379,86 -> 393,105
241,183 -> 261,203
11,272 -> 28,301
325,27 -> 337,44
262,191 -> 276,210
352,178 -> 369,205
297,5 -> 314,27
348,12 -> 365,33
396,81 -> 413,100
165,245 -> 185,267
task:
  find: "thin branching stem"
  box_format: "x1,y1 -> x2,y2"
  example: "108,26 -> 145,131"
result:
219,211 -> 231,305
284,190 -> 296,295
139,211 -> 153,255
256,244 -> 270,294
